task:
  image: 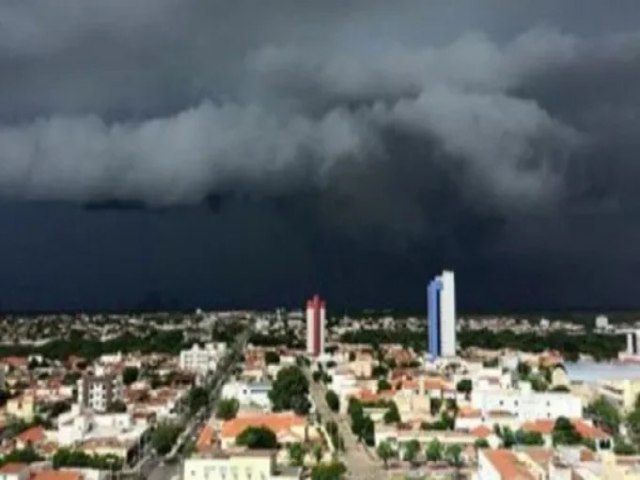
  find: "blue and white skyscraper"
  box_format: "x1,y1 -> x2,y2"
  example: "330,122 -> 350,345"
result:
427,270 -> 456,358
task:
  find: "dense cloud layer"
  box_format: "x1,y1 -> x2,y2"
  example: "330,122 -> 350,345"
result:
1,0 -> 640,309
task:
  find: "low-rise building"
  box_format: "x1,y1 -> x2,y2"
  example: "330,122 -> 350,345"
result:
183,450 -> 302,480
179,343 -> 227,374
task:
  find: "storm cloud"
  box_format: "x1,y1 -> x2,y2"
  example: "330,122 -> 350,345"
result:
0,0 -> 640,310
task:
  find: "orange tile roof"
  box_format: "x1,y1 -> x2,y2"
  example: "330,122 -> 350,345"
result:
31,471 -> 82,480
356,388 -> 394,402
521,420 -> 609,440
459,406 -> 482,418
221,413 -> 305,439
0,462 -> 27,473
196,424 -> 215,452
470,425 -> 493,438
521,447 -> 553,469
483,449 -> 535,480
18,426 -> 45,444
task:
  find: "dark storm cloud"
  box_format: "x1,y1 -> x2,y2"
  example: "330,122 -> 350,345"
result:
1,0 -> 640,310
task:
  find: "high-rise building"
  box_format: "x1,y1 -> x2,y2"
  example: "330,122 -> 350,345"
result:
427,270 -> 456,358
627,330 -> 640,355
306,294 -> 326,356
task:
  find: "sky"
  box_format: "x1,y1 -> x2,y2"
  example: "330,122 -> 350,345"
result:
1,0 -> 640,312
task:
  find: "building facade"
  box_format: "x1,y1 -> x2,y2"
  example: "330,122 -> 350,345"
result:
179,343 -> 227,374
306,295 -> 326,357
77,373 -> 123,413
427,270 -> 456,358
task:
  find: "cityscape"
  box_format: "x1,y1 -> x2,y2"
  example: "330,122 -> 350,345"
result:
0,274 -> 635,479
2,1 -> 640,480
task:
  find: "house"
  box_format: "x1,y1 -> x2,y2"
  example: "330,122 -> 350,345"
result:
0,463 -> 29,480
183,450 -> 301,480
219,413 -> 314,449
16,426 -> 46,450
520,419 -> 613,451
477,449 -> 535,480
6,394 -> 35,422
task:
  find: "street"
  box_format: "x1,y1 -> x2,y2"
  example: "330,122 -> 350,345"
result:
306,369 -> 384,480
143,326 -> 251,480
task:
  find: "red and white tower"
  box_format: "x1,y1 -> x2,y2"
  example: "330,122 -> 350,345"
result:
306,294 -> 326,357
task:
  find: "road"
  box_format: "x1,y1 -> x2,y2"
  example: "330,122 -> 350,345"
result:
306,369 -> 384,480
142,326 -> 252,480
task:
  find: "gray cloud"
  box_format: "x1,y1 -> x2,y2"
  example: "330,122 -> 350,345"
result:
0,0 -> 639,243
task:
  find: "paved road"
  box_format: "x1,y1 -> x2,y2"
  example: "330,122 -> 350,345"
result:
143,326 -> 252,480
306,370 -> 384,480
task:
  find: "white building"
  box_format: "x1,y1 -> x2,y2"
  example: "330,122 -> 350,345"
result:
595,315 -> 609,329
427,270 -> 456,358
56,405 -> 149,463
179,343 -> 227,374
77,373 -> 123,413
221,381 -> 272,409
184,451 -> 301,480
471,382 -> 582,422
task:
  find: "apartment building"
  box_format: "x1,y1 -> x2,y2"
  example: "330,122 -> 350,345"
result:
77,373 -> 123,413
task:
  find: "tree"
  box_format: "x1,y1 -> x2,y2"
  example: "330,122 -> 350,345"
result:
383,401 -> 401,424
288,442 -> 306,466
626,406 -> 640,443
265,350 -> 280,365
614,438 -> 637,455
312,371 -> 322,382
517,361 -> 531,379
445,444 -> 464,480
269,366 -> 310,415
311,462 -> 346,480
122,366 -> 139,385
361,417 -> 375,446
376,441 -> 395,469
515,430 -> 544,446
456,379 -> 472,396
188,387 -> 209,415
586,397 -> 621,433
216,398 -> 239,420
553,417 -> 582,446
377,379 -> 392,391
403,439 -> 420,465
236,426 -> 278,449
430,398 -> 442,415
500,427 -> 516,448
445,444 -> 463,467
474,438 -> 489,449
312,443 -> 324,465
325,390 -> 340,412
425,439 -> 443,462
108,399 -> 127,413
152,422 -> 181,455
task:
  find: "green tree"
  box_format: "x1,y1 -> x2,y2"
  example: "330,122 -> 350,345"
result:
474,438 -> 489,449
626,406 -> 640,443
517,361 -> 531,379
515,430 -> 544,446
108,399 -> 127,413
288,442 -> 306,466
236,426 -> 278,449
152,422 -> 182,455
383,401 -> 401,424
264,350 -> 280,365
445,444 -> 463,466
269,366 -> 310,415
553,417 -> 582,446
122,366 -> 139,385
188,387 -> 209,415
500,427 -> 516,448
215,398 -> 239,420
325,390 -> 340,412
311,462 -> 346,480
425,439 -> 443,462
613,438 -> 637,455
312,443 -> 324,465
403,439 -> 420,465
376,441 -> 395,469
586,397 -> 621,433
456,379 -> 472,395
377,379 -> 392,391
